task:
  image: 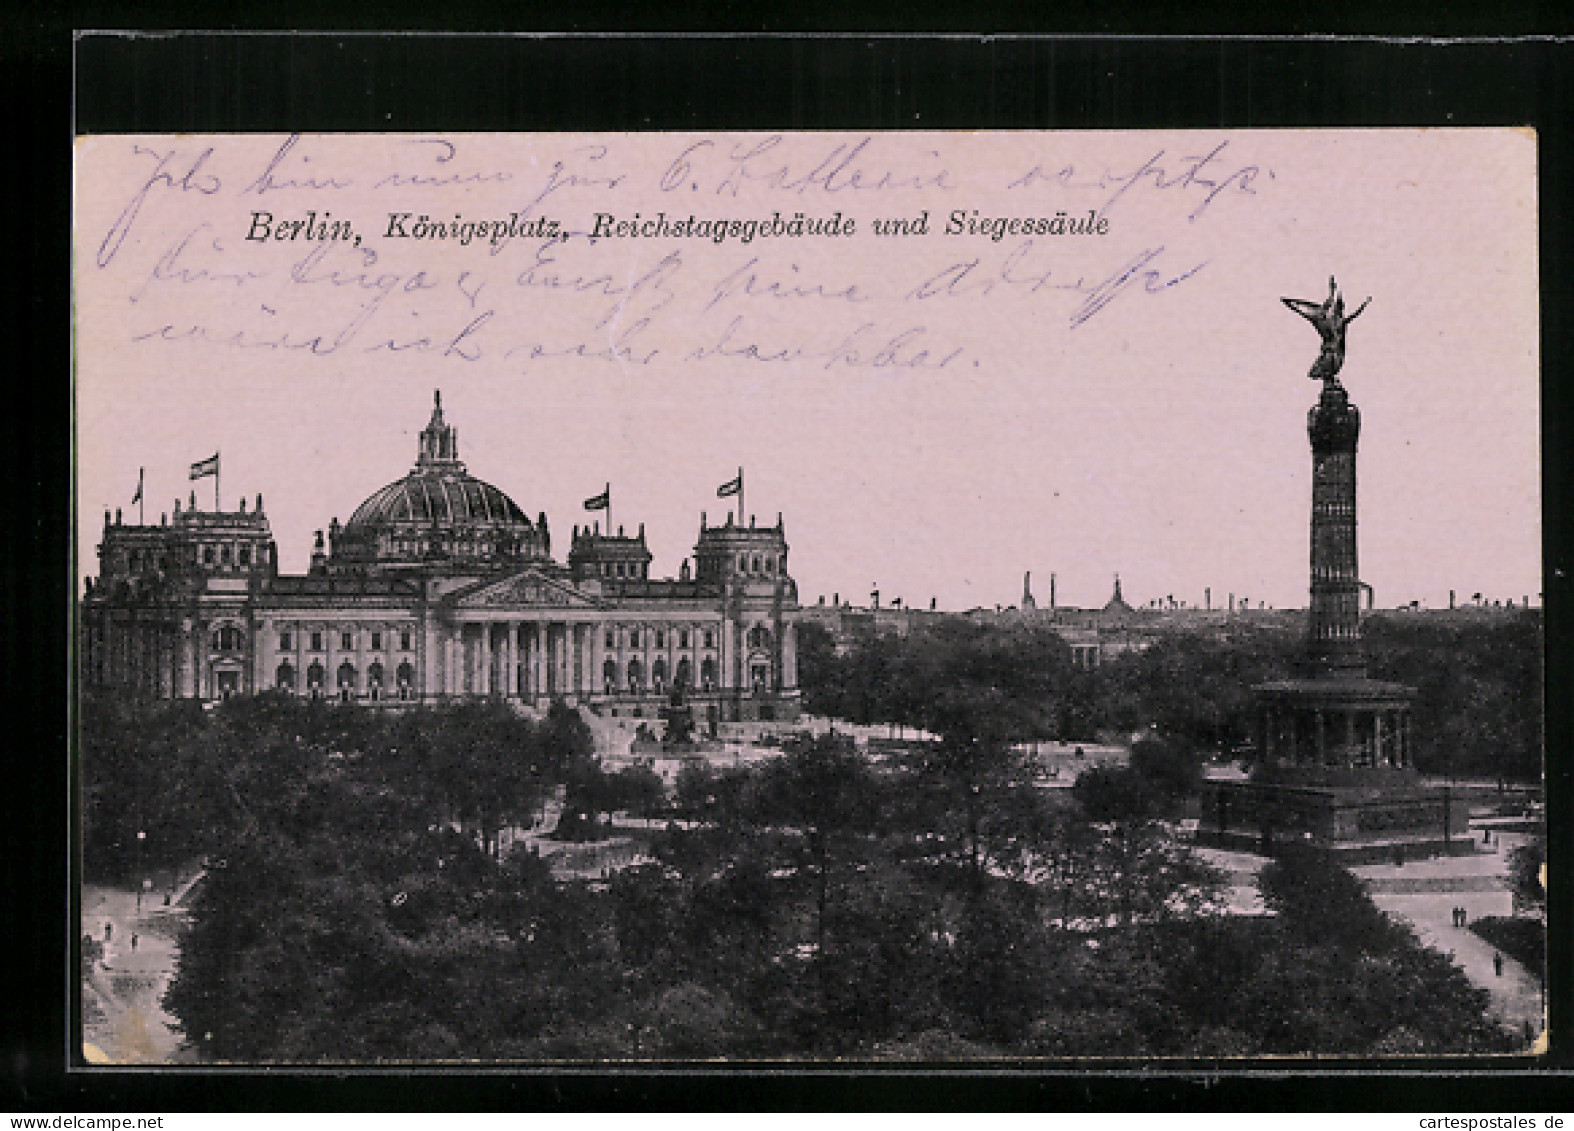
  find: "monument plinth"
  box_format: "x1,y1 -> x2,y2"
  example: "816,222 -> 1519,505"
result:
1202,279 -> 1469,862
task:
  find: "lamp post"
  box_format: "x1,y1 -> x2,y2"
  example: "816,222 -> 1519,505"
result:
135,829 -> 146,912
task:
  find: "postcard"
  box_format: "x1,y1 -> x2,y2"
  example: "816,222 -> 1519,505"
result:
73,130 -> 1544,1064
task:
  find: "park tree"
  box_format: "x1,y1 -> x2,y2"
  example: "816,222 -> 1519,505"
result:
748,735 -> 879,1041
1508,832 -> 1545,915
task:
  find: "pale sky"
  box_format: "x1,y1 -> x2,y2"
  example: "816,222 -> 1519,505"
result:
73,130 -> 1540,611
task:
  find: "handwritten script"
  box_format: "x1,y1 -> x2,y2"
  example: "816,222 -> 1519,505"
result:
83,133 -> 1270,376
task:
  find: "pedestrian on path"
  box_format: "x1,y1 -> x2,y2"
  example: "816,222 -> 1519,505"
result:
1460,907 -> 1468,928
130,933 -> 138,952
1494,952 -> 1504,977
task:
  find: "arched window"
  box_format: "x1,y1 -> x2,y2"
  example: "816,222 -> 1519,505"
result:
605,629 -> 615,649
338,662 -> 357,689
701,657 -> 717,690
307,661 -> 325,695
368,662 -> 384,688
751,555 -> 760,573
627,658 -> 643,693
676,657 -> 692,688
603,657 -> 618,693
276,662 -> 296,692
397,660 -> 415,700
748,625 -> 772,650
652,657 -> 667,690
765,555 -> 774,573
703,630 -> 715,649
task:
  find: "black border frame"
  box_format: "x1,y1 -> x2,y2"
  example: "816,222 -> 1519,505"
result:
12,24 -> 1572,1111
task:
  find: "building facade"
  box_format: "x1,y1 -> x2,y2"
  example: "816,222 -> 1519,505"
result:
81,393 -> 802,728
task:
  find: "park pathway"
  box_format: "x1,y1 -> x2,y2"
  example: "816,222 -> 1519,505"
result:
1352,835 -> 1544,1048
1367,887 -> 1544,1047
82,882 -> 195,1064
1197,837 -> 1544,1048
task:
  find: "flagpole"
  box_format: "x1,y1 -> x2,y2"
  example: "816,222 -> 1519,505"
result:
137,468 -> 144,526
605,482 -> 611,539
738,466 -> 744,527
215,451 -> 221,512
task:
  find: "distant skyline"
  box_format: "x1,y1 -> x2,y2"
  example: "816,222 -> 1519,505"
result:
74,130 -> 1540,612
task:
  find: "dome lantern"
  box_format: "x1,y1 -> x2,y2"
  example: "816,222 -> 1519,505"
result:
417,389 -> 463,470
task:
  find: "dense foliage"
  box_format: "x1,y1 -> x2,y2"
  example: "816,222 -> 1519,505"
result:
798,609 -> 1543,780
80,693 -> 590,883
1468,917 -> 1545,985
79,683 -> 1517,1061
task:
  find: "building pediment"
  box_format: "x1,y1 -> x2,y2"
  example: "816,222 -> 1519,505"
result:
447,569 -> 599,610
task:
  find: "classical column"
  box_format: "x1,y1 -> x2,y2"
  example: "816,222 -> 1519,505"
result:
516,623 -> 527,699
616,624 -> 626,695
544,623 -> 555,696
526,623 -> 534,698
1345,711 -> 1357,767
781,620 -> 797,690
479,622 -> 490,695
532,622 -> 545,699
1373,712 -> 1385,766
561,623 -> 572,695
1314,709 -> 1326,765
573,623 -> 586,694
511,621 -> 521,696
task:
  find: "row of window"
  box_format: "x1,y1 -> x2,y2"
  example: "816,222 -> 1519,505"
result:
277,629 -> 415,653
276,659 -> 415,691
200,542 -> 267,567
597,560 -> 649,579
738,552 -> 785,575
261,624 -> 771,656
270,657 -> 778,699
124,549 -> 172,574
598,655 -> 726,695
597,625 -> 772,651
604,627 -> 715,651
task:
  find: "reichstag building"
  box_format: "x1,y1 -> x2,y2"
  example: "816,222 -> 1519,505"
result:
81,393 -> 802,728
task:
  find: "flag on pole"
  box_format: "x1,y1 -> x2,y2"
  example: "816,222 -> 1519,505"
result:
130,468 -> 144,505
190,453 -> 219,480
716,471 -> 742,498
583,485 -> 610,511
